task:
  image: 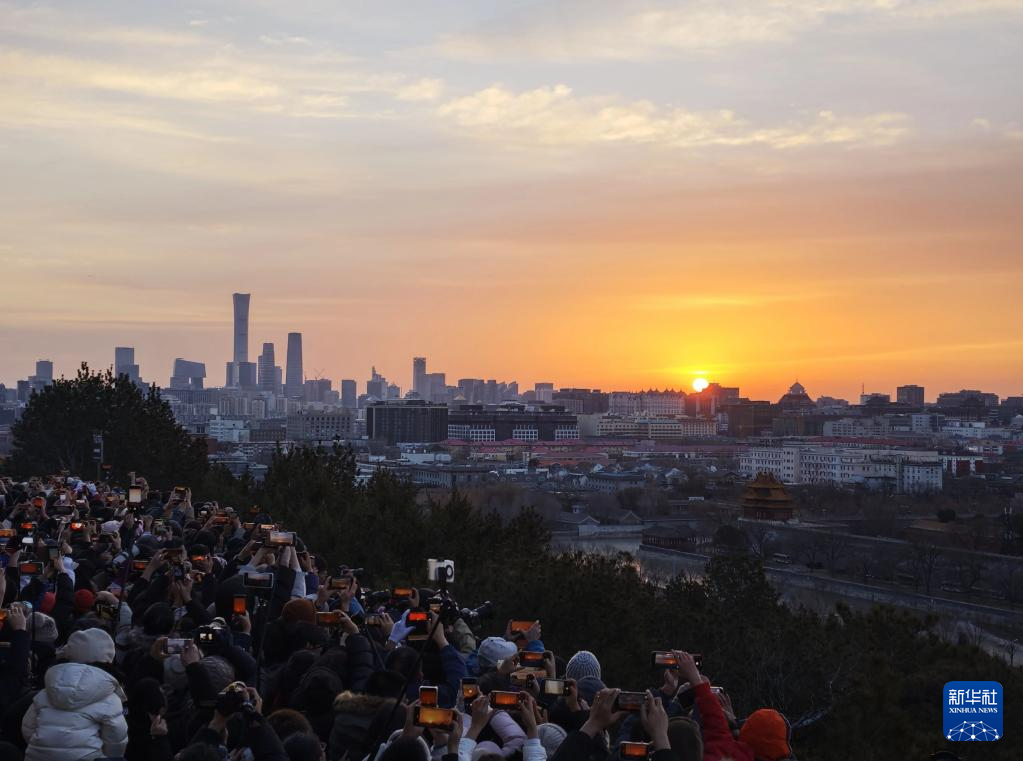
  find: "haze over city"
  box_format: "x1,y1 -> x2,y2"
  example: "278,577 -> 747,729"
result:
2,1 -> 1022,397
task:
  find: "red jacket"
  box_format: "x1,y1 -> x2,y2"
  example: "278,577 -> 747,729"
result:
693,681 -> 755,761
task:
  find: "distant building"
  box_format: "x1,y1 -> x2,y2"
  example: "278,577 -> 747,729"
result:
366,399 -> 448,444
258,343 -> 276,392
114,347 -> 141,385
304,378 -> 332,404
595,416 -> 716,438
285,333 -> 303,398
860,392 -> 891,405
740,445 -> 943,493
534,383 -> 554,404
226,292 -> 250,387
722,400 -> 778,438
413,357 -> 427,398
341,379 -> 357,409
552,388 -> 609,414
587,471 -> 646,493
896,384 -> 925,406
169,359 -> 206,390
448,403 -> 578,442
741,472 -> 795,521
609,390 -> 686,416
286,409 -> 355,442
777,381 -> 815,412
936,389 -> 1000,408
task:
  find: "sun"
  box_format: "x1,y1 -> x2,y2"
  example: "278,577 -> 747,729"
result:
692,377 -> 709,392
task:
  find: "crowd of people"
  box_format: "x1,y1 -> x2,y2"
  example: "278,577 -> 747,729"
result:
0,473 -> 799,761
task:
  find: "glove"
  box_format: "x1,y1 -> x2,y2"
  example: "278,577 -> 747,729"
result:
388,609 -> 414,645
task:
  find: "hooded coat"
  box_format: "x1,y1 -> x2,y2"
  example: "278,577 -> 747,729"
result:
22,662 -> 128,761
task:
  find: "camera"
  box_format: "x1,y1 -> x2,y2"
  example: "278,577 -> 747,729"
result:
427,558 -> 455,584
216,681 -> 254,716
195,622 -> 228,649
459,601 -> 494,628
242,571 -> 274,591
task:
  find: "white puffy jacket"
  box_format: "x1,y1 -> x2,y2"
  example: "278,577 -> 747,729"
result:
22,662 -> 128,761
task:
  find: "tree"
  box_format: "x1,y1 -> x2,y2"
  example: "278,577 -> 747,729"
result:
10,363 -> 207,487
909,542 -> 943,596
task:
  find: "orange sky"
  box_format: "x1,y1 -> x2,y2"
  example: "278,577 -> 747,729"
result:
1,2 -> 1022,401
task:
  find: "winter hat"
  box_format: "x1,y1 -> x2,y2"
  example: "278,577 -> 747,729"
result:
73,589 -> 96,615
282,598 -> 317,625
31,613 -> 59,645
471,741 -> 503,761
575,675 -> 605,706
537,724 -> 567,757
201,655 -> 237,694
39,592 -> 56,614
566,650 -> 601,681
101,520 -> 121,535
59,627 -> 116,664
667,717 -> 704,761
738,709 -> 792,761
477,636 -> 518,670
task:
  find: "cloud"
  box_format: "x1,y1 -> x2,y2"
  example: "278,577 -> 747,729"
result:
438,84 -> 911,150
438,0 -> 1023,61
636,293 -> 823,310
396,78 -> 445,102
259,34 -> 313,46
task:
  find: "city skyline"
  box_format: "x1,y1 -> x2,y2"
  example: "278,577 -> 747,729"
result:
2,2 -> 1022,398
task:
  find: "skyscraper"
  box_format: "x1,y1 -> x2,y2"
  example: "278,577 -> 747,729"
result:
34,360 -> 53,383
114,347 -> 141,385
233,293 -> 250,363
258,343 -> 276,392
535,382 -> 554,403
341,379 -> 357,409
226,292 -> 251,386
285,332 -> 303,398
412,357 -> 427,397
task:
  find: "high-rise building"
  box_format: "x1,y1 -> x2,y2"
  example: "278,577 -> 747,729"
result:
233,293 -> 250,364
114,347 -> 141,385
226,293 -> 251,387
426,372 -> 446,402
341,379 -> 357,408
258,343 -> 276,392
169,359 -> 206,390
366,367 -> 387,400
534,382 -> 554,403
412,357 -> 427,397
304,378 -> 332,403
33,360 -> 53,383
896,385 -> 925,406
285,332 -> 303,398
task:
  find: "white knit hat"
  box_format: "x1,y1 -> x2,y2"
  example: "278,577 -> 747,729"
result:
58,627 -> 115,664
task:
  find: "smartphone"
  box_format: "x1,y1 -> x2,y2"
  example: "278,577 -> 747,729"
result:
711,686 -> 726,696
651,651 -> 678,669
613,692 -> 646,712
520,650 -> 545,667
267,530 -> 294,547
544,678 -> 567,696
19,561 -> 44,575
174,486 -> 187,496
316,610 -> 345,626
511,669 -> 546,686
242,522 -> 255,531
243,571 -> 274,589
413,706 -> 455,731
31,497 -> 45,509
0,529 -> 13,539
461,678 -> 480,701
258,523 -> 276,533
620,742 -> 651,759
419,686 -> 439,707
211,516 -> 230,525
509,619 -> 537,634
47,546 -> 60,560
651,651 -> 701,669
18,522 -> 36,533
407,609 -> 429,640
132,559 -> 149,571
128,487 -> 143,505
489,691 -> 523,709
95,602 -> 116,620
70,521 -> 85,532
392,587 -> 414,601
232,595 -> 247,615
191,555 -> 209,564
163,638 -> 189,655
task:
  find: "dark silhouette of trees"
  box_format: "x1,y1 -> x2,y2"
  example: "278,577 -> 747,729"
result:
9,363 -> 207,486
